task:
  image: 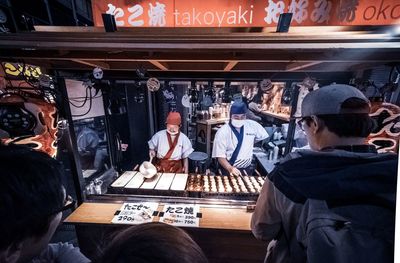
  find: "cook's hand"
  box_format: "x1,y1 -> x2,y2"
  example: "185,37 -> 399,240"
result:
229,166 -> 242,176
149,150 -> 156,159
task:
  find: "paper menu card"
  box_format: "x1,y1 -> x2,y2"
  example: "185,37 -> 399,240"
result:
111,202 -> 159,225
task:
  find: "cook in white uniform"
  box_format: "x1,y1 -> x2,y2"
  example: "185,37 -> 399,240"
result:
212,101 -> 268,176
148,112 -> 193,173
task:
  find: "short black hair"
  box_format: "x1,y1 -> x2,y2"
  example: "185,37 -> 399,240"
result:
306,98 -> 376,138
98,222 -> 208,263
0,144 -> 64,250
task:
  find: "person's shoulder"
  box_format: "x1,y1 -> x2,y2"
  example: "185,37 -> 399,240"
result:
217,123 -> 231,133
278,149 -> 340,164
51,242 -> 90,263
179,132 -> 191,141
245,119 -> 263,128
277,150 -> 310,164
154,130 -> 167,137
212,124 -> 229,140
31,243 -> 90,263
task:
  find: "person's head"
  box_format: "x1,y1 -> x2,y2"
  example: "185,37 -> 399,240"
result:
230,100 -> 247,128
298,84 -> 375,150
0,144 -> 65,263
166,112 -> 181,135
98,222 -> 208,263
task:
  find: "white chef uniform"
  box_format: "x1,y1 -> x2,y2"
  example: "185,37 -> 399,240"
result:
148,130 -> 194,160
212,120 -> 268,168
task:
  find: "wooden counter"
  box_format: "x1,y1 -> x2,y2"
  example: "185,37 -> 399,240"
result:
65,202 -> 119,225
65,202 -> 252,231
65,202 -> 266,262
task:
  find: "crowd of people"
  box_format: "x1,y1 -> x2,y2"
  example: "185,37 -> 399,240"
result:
0,144 -> 208,263
0,84 -> 397,263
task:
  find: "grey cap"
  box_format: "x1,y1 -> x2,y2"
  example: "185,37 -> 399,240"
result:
301,84 -> 370,117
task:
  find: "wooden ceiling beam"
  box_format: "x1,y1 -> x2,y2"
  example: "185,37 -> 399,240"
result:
4,27 -> 396,41
43,60 -> 356,72
71,59 -> 110,70
6,55 -> 399,63
148,60 -> 169,71
46,66 -> 352,73
8,59 -> 374,73
3,49 -> 400,63
0,35 -> 398,51
223,61 -> 239,71
167,62 -> 223,71
286,61 -> 323,72
233,62 -> 288,71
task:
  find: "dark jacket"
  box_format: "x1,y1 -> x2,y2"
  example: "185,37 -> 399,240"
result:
271,148 -> 397,208
251,147 -> 398,263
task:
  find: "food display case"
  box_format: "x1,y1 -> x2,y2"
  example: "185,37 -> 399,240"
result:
108,172 -> 265,199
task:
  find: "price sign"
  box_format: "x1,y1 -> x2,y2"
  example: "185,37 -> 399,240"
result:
160,204 -> 201,227
111,202 -> 159,225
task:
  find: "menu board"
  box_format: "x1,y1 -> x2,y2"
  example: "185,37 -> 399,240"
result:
111,202 -> 159,225
160,204 -> 201,227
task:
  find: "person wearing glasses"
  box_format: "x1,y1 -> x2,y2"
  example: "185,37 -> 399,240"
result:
0,144 -> 90,263
251,84 -> 397,263
212,100 -> 268,176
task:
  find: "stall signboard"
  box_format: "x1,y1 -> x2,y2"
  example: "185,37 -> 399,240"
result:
159,204 -> 201,227
92,0 -> 400,28
368,102 -> 400,153
111,202 -> 159,224
2,62 -> 42,80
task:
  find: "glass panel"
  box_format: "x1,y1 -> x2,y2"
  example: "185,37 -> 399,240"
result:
65,79 -> 112,195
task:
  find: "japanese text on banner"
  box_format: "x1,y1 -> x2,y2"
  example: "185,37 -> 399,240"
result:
92,0 -> 400,28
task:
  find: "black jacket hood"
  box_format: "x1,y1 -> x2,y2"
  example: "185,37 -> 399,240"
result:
269,150 -> 398,208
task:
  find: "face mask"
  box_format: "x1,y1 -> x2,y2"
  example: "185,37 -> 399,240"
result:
231,119 -> 245,128
167,130 -> 179,136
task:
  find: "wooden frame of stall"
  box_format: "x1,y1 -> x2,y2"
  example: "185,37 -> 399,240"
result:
1,26 -> 399,263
